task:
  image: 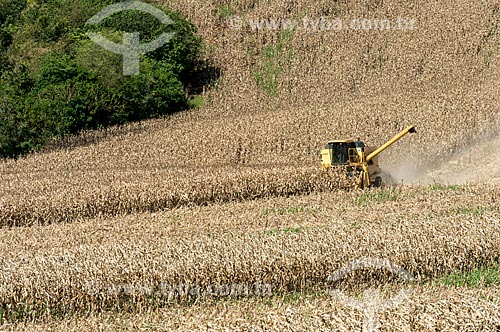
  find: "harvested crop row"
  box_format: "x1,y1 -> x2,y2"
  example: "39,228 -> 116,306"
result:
0,166 -> 357,227
1,185 -> 498,251
0,190 -> 498,321
4,287 -> 500,331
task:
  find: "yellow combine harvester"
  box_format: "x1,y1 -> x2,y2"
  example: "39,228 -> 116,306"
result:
320,125 -> 417,188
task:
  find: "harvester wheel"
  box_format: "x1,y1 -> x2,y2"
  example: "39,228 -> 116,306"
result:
373,176 -> 382,187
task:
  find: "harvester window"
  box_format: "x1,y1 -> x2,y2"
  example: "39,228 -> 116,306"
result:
348,148 -> 359,162
329,143 -> 348,165
354,140 -> 365,148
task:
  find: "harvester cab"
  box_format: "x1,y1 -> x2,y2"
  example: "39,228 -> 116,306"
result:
320,125 -> 416,188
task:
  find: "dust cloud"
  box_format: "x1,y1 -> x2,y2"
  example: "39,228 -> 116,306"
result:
386,133 -> 500,186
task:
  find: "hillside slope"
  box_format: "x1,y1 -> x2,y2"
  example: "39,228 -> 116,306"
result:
1,1 -> 500,327
0,0 -> 499,225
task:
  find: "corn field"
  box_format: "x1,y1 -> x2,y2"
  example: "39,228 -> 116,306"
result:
0,186 -> 499,327
1,0 -> 500,329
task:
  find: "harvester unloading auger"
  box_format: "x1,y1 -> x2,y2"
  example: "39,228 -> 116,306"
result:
320,125 -> 417,188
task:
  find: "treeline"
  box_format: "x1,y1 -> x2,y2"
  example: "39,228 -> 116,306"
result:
0,0 -> 202,158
